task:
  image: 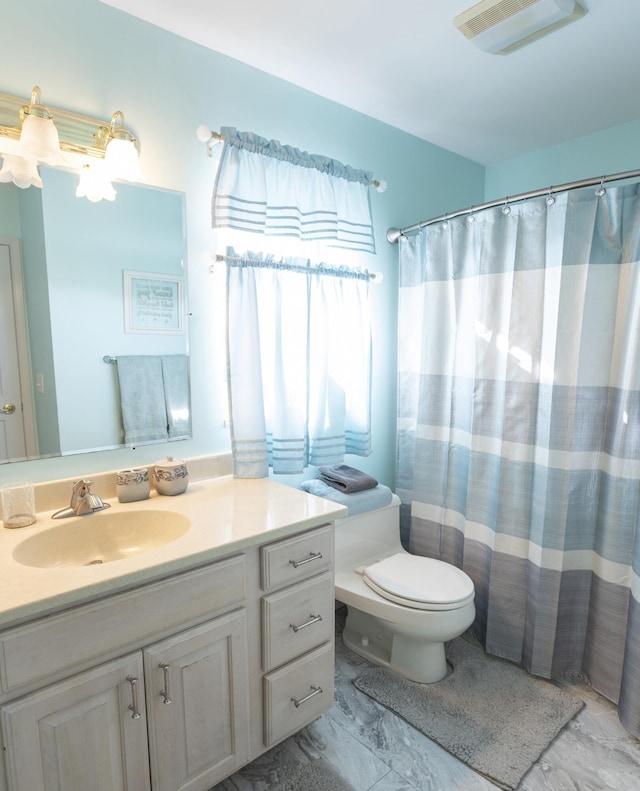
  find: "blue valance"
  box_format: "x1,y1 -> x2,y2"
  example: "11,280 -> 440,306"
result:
212,128 -> 376,253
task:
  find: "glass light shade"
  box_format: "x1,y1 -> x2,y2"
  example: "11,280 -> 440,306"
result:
75,160 -> 116,203
19,114 -> 64,166
104,138 -> 143,182
0,154 -> 43,189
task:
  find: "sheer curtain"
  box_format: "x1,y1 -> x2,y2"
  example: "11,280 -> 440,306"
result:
225,249 -> 372,477
397,184 -> 640,736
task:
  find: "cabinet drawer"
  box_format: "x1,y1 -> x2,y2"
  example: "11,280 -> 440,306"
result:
260,525 -> 333,591
263,642 -> 334,747
0,555 -> 246,695
262,572 -> 334,672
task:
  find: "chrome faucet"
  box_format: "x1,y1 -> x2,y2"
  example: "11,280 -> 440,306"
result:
52,479 -> 111,519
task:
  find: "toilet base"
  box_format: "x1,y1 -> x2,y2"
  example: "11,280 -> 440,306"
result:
342,606 -> 449,684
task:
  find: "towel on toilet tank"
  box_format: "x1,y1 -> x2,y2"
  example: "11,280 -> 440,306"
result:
318,464 -> 378,493
300,479 -> 393,516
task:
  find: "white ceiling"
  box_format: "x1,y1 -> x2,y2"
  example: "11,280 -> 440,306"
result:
100,0 -> 640,165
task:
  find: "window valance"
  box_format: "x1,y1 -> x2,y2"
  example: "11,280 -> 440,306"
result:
212,127 -> 376,253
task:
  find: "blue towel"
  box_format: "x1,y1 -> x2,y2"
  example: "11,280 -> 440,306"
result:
116,356 -> 168,444
300,479 -> 393,516
161,355 -> 191,440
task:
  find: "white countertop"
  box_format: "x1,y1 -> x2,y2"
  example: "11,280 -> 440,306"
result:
0,476 -> 347,629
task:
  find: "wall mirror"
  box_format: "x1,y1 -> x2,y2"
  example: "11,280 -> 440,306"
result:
0,168 -> 189,464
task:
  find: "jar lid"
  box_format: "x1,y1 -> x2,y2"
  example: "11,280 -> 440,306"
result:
154,455 -> 186,469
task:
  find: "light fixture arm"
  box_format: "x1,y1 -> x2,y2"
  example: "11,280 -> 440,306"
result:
21,86 -> 53,122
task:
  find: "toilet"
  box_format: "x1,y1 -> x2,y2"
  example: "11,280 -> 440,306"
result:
334,494 -> 475,683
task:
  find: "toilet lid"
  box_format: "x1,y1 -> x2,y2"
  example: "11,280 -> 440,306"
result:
363,553 -> 475,611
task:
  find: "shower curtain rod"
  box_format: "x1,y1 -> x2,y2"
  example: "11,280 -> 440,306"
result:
386,167 -> 640,244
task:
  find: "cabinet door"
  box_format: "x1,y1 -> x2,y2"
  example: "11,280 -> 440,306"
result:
144,609 -> 250,791
1,653 -> 150,791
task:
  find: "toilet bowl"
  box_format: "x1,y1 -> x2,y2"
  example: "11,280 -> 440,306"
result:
334,495 -> 475,683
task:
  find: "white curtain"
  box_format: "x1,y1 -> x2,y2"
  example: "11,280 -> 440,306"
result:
225,250 -> 372,477
212,128 -> 376,253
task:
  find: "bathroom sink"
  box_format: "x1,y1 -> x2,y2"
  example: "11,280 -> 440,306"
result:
12,510 -> 191,568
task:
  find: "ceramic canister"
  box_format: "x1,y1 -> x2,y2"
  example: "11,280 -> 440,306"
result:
116,467 -> 151,503
153,456 -> 189,496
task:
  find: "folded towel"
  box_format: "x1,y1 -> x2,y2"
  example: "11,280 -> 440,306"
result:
161,355 -> 191,440
116,356 -> 168,445
318,464 -> 378,493
300,479 -> 393,516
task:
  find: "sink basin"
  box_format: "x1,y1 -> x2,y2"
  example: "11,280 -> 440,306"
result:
13,510 -> 191,568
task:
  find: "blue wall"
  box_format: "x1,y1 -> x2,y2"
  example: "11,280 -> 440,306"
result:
485,118 -> 640,201
1,0 -> 485,485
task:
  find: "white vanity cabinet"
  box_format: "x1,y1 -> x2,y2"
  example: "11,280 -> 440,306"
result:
260,525 -> 336,746
0,555 -> 250,791
0,519 -> 337,791
2,652 -> 152,791
143,609 -> 249,791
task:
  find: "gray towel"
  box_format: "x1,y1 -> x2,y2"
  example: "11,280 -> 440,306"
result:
161,355 -> 191,439
318,464 -> 378,493
116,356 -> 168,444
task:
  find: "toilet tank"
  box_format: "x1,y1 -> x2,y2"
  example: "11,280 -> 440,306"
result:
334,494 -> 402,574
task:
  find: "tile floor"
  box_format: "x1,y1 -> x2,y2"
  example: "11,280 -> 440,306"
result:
213,607 -> 640,791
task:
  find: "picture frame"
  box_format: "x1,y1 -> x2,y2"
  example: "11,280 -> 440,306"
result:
124,271 -> 184,334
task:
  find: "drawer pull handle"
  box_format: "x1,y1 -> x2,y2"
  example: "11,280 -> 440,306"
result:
289,551 -> 323,569
159,663 -> 173,705
291,685 -> 323,708
126,675 -> 141,720
290,614 -> 323,633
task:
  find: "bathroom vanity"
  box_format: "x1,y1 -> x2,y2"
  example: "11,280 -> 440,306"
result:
0,474 -> 346,791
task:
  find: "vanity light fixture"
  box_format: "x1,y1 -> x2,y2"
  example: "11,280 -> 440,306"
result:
75,160 -> 117,203
0,85 -> 143,201
102,111 -> 143,182
0,153 -> 43,189
17,87 -> 64,166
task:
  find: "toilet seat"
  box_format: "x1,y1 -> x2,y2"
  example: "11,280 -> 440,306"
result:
362,553 -> 474,611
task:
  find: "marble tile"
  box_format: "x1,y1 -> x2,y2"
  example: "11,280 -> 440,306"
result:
213,609 -> 639,791
285,715 -> 391,790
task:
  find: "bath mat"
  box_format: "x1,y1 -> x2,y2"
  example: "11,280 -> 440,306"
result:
271,758 -> 355,791
353,637 -> 584,790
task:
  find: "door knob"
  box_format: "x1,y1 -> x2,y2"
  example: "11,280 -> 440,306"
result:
1,404 -> 16,414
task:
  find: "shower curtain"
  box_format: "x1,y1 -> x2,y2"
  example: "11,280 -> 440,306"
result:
397,183 -> 640,736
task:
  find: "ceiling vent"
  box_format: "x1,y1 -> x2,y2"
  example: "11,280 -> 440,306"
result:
453,0 -> 587,55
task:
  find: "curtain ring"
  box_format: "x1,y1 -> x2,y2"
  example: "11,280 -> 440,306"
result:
546,187 -> 555,206
442,213 -> 449,229
595,176 -> 606,197
502,198 -> 511,215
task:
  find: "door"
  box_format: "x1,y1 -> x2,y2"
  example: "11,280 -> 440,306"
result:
1,653 -> 151,791
144,609 -> 250,791
0,239 -> 34,462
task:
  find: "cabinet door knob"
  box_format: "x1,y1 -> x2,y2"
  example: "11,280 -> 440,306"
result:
126,675 -> 141,719
159,663 -> 173,704
291,685 -> 323,708
290,614 -> 323,633
289,551 -> 323,569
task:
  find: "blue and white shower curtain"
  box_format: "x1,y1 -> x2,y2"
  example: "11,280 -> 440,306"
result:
397,184 -> 640,736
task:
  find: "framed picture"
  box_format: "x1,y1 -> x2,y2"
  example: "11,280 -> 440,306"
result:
124,271 -> 184,334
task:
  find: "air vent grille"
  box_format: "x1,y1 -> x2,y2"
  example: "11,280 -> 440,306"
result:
455,0 -> 539,39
